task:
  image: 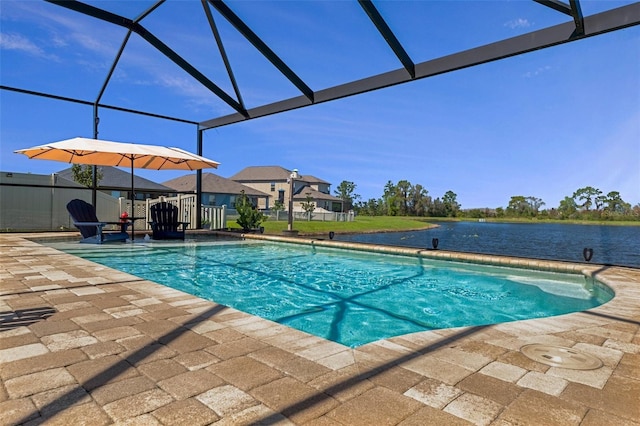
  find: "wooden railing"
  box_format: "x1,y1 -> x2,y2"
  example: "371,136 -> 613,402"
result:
119,195 -> 227,231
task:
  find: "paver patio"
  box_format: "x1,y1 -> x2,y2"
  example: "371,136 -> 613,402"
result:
1,233 -> 638,425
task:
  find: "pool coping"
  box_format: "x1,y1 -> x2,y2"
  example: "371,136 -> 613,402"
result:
230,231 -> 606,272
1,232 -> 639,425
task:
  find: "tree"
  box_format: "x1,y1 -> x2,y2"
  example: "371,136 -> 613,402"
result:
429,197 -> 447,217
71,164 -> 103,187
558,196 -> 577,219
409,183 -> 430,216
442,190 -> 461,217
235,191 -> 266,231
572,186 -> 602,211
506,196 -> 530,217
603,191 -> 629,214
526,196 -> 545,216
382,181 -> 399,216
595,194 -> 607,211
301,192 -> 316,220
271,199 -> 285,221
334,181 -> 360,212
355,198 -> 382,216
396,180 -> 411,215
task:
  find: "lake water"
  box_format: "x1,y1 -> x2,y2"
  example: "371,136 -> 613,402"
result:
334,221 -> 640,268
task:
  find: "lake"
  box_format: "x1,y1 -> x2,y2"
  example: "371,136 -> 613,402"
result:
334,221 -> 640,268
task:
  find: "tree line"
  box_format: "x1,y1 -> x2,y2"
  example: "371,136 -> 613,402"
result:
334,181 -> 640,221
334,180 -> 461,217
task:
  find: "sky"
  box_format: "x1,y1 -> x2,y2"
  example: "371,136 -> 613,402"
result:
1,0 -> 639,209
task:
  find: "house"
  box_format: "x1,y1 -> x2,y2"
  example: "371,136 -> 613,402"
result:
56,166 -> 174,201
162,173 -> 269,209
229,166 -> 342,212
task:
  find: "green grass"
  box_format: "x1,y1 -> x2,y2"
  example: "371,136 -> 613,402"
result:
225,215 -> 640,236
228,216 -> 435,235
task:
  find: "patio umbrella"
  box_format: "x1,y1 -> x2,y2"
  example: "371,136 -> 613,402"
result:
15,137 -> 220,240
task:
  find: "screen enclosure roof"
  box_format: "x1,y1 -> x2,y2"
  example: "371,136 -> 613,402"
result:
2,0 -> 639,132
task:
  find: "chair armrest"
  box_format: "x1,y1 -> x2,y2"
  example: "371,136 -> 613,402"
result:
148,221 -> 189,227
74,221 -> 129,232
73,221 -> 107,228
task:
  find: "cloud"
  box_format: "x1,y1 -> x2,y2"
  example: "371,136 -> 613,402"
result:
504,18 -> 532,29
1,2 -> 118,65
0,32 -> 59,61
523,65 -> 551,78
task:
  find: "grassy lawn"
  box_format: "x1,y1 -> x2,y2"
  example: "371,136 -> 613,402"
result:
225,215 -> 640,236
228,216 -> 436,235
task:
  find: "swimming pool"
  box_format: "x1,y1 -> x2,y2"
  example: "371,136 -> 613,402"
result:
59,240 -> 613,347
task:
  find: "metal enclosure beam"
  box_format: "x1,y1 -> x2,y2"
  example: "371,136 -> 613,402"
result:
359,0 -> 416,78
569,0 -> 585,36
199,2 -> 640,130
7,1 -> 639,135
208,0 -> 315,102
534,0 -> 573,15
0,85 -> 198,125
534,0 -> 584,35
44,0 -> 247,117
202,0 -> 245,110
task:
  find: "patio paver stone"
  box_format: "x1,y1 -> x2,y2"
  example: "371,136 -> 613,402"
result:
0,233 -> 638,425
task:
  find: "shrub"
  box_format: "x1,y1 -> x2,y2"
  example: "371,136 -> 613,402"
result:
236,191 -> 266,231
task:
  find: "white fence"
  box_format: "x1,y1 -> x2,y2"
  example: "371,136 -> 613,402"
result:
1,171 -> 350,232
202,205 -> 227,230
119,194 -> 227,231
267,210 -> 354,222
0,172 -> 227,232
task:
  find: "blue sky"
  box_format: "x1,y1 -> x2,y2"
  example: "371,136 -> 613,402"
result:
1,0 -> 638,209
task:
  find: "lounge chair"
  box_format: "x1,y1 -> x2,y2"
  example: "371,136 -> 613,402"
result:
149,202 -> 188,240
66,199 -> 130,244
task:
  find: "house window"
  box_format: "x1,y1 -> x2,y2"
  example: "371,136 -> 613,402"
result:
202,194 -> 215,206
270,182 -> 276,192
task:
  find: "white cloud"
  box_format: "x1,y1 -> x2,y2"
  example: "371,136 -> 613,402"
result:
0,32 -> 59,61
523,65 -> 551,78
505,18 -> 532,29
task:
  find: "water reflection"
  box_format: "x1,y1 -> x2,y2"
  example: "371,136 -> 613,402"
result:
336,221 -> 640,267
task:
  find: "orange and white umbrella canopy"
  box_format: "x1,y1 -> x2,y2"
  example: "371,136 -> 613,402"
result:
15,137 -> 220,171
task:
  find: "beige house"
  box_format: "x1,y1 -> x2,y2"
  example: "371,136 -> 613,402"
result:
162,173 -> 269,209
230,166 -> 342,212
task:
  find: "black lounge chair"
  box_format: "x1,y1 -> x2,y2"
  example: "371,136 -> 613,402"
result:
66,199 -> 129,244
149,202 -> 188,240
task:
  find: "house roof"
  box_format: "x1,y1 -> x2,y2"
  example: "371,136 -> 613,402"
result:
163,173 -> 269,198
230,166 -> 292,182
295,185 -> 341,202
302,175 -> 330,185
230,166 -> 329,185
56,166 -> 173,192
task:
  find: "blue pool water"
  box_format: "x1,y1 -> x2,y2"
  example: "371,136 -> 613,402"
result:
60,240 -> 613,347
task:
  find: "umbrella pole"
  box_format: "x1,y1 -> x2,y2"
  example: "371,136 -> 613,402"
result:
130,159 -> 135,242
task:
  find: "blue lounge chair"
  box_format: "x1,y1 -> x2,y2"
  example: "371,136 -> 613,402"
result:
149,202 -> 188,240
66,199 -> 129,244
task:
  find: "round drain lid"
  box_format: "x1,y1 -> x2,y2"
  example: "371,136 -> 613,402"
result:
520,344 -> 603,370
